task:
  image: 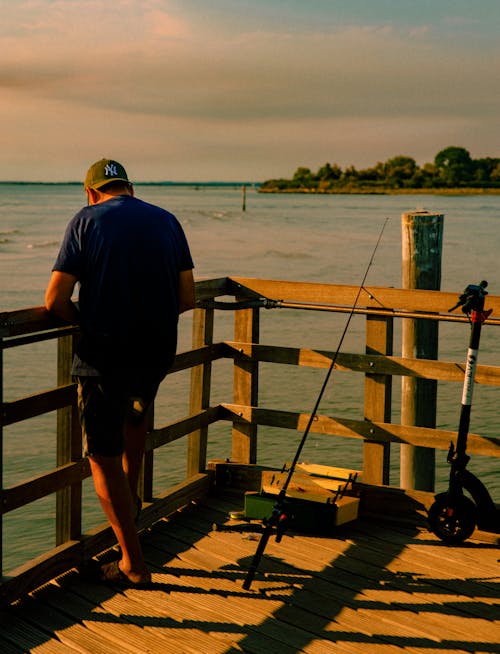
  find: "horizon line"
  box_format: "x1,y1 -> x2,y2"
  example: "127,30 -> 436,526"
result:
0,180 -> 262,186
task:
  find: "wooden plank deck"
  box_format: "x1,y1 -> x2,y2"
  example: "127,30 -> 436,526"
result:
0,491 -> 498,654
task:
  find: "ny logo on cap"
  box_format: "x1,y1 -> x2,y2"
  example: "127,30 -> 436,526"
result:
104,163 -> 118,177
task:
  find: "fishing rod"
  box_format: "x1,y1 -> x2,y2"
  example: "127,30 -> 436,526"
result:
428,280 -> 500,543
242,218 -> 390,591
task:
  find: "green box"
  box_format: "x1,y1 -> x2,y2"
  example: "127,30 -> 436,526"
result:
244,491 -> 339,534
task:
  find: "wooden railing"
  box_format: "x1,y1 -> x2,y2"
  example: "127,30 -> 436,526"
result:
1,276 -> 500,603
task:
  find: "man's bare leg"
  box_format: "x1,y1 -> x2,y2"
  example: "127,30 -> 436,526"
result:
88,454 -> 150,584
122,420 -> 147,508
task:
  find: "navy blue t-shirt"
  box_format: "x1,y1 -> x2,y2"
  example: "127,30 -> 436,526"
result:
53,195 -> 194,377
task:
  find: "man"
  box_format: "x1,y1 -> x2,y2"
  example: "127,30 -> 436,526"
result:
45,158 -> 195,586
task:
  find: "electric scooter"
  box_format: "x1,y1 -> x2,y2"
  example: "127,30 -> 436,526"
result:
428,281 -> 500,543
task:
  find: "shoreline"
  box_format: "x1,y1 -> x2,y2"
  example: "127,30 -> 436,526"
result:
2,182 -> 500,195
258,187 -> 500,195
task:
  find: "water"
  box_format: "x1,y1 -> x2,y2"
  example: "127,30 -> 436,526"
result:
1,184 -> 499,571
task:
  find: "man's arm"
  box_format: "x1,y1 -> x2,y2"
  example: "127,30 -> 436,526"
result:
178,269 -> 195,314
45,271 -> 80,323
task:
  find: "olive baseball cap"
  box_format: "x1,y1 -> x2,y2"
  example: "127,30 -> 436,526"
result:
84,158 -> 130,190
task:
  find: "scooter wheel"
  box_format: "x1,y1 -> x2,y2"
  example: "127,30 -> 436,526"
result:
428,493 -> 476,544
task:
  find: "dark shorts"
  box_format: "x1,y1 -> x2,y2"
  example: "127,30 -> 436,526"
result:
77,374 -> 161,457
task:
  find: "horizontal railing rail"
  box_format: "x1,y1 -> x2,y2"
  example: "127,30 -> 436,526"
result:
219,403 -> 500,458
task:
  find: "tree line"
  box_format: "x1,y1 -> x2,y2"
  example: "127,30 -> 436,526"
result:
260,146 -> 500,192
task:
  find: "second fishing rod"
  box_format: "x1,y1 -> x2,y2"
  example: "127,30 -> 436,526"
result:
242,218 -> 390,591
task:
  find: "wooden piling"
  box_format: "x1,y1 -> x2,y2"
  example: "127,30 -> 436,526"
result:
400,210 -> 444,491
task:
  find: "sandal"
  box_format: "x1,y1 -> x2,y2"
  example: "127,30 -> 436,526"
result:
99,560 -> 151,588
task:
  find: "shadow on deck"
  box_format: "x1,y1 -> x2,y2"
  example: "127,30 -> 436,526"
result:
1,490 -> 499,654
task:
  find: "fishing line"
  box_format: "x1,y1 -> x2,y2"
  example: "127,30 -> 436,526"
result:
243,216 -> 390,590
285,216 -> 390,477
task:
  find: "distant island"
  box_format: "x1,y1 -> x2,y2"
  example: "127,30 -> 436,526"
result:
259,146 -> 500,194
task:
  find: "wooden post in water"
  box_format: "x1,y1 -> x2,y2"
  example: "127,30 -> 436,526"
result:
400,210 -> 444,491
242,185 -> 247,212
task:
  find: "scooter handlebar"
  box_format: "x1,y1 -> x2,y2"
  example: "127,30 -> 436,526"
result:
448,280 -> 488,313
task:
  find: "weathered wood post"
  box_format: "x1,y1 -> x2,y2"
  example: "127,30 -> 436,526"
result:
139,396 -> 155,502
232,305 -> 259,463
0,340 -> 3,577
363,314 -> 393,484
187,307 -> 214,476
56,333 -> 82,544
400,210 -> 444,491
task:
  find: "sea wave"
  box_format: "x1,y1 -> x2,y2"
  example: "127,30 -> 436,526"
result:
191,209 -> 242,221
27,240 -> 60,249
263,249 -> 314,259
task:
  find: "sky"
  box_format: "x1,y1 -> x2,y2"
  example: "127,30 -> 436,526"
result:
2,0 -> 500,182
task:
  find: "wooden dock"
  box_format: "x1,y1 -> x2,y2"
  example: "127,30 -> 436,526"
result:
1,490 -> 498,654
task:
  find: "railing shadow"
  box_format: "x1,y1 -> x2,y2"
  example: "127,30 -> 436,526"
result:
2,495 -> 498,653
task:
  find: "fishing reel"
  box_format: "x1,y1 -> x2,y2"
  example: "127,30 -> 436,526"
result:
263,498 -> 291,543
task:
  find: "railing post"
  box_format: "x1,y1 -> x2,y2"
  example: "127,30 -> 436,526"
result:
0,339 -> 4,577
232,306 -> 259,463
187,307 -> 214,476
139,404 -> 155,502
400,210 -> 443,491
363,314 -> 393,484
56,333 -> 81,545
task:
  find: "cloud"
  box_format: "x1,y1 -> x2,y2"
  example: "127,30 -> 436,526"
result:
146,9 -> 189,38
60,34 -> 500,124
1,1 -> 500,180
3,18 -> 498,126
